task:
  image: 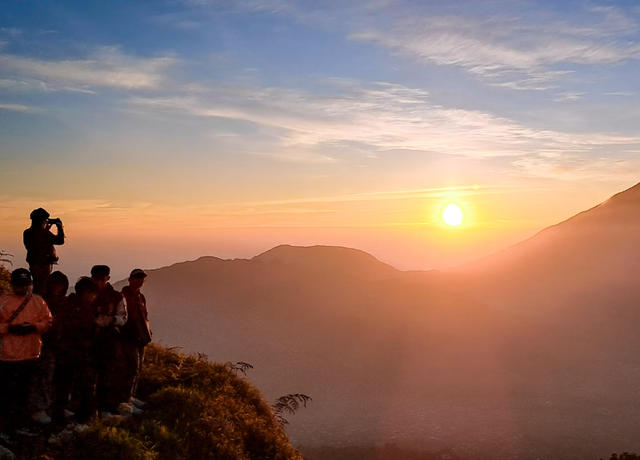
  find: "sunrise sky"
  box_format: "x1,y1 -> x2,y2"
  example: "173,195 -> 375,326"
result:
1,0 -> 640,281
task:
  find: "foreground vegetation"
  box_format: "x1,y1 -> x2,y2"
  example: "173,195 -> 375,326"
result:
6,344 -> 303,460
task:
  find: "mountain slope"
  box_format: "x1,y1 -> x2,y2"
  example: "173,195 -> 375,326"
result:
128,182 -> 640,459
454,182 -> 640,311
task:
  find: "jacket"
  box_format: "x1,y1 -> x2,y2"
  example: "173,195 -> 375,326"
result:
52,292 -> 97,365
121,286 -> 152,344
23,226 -> 65,267
92,283 -> 127,328
0,292 -> 52,362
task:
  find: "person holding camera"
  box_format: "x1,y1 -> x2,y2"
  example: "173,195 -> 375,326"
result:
23,208 -> 65,295
0,268 -> 52,434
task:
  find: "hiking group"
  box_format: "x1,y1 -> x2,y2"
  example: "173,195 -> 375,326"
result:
0,207 -> 153,442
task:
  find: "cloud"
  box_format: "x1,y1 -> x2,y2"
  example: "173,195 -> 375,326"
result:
554,92 -> 586,102
512,152 -> 640,181
128,80 -> 640,167
604,91 -> 637,97
0,47 -> 176,90
0,78 -> 97,94
0,103 -> 29,112
351,10 -> 640,90
182,1 -> 640,90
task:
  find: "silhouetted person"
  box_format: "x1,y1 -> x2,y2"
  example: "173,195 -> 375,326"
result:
51,277 -> 99,427
0,268 -> 52,434
31,271 -> 70,425
119,269 -> 152,411
90,265 -> 127,417
23,208 -> 65,295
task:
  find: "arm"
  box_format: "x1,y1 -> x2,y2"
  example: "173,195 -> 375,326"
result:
51,222 -> 65,245
113,298 -> 127,327
33,297 -> 53,334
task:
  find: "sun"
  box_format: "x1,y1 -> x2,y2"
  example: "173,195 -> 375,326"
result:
442,203 -> 464,226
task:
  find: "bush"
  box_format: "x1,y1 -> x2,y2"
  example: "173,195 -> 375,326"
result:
17,344 -> 303,460
59,425 -> 156,460
132,345 -> 302,460
0,265 -> 11,296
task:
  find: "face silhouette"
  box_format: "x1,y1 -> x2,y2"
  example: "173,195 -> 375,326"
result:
129,276 -> 146,291
93,275 -> 110,291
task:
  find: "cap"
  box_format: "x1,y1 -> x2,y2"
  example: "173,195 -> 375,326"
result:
30,208 -> 50,222
11,268 -> 32,286
129,268 -> 147,278
90,265 -> 111,278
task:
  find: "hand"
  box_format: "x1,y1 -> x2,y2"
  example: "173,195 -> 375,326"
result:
9,323 -> 37,335
95,316 -> 111,327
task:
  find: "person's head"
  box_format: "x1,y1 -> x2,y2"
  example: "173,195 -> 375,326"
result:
30,208 -> 50,228
75,276 -> 99,305
128,268 -> 147,291
46,271 -> 69,297
90,265 -> 111,290
11,268 -> 33,296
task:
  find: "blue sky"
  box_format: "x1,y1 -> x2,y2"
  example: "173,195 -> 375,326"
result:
1,0 -> 640,278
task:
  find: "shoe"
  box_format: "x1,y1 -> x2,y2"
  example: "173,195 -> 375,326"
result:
70,422 -> 89,432
31,410 -> 52,425
130,398 -> 146,409
118,402 -> 142,416
48,428 -> 73,445
15,427 -> 40,437
99,412 -> 124,424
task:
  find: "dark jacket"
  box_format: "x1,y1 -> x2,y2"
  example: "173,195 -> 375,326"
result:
120,286 -> 152,345
23,226 -> 64,267
92,283 -> 127,328
41,293 -> 68,347
92,284 -> 127,354
52,293 -> 96,365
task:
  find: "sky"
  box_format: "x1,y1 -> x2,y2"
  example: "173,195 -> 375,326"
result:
1,0 -> 639,282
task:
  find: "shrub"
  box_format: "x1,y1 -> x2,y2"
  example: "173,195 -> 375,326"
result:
58,425 -> 155,460
0,265 -> 11,296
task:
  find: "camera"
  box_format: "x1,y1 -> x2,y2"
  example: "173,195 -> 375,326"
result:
47,217 -> 62,225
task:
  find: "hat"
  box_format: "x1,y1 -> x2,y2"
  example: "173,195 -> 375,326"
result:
129,268 -> 147,278
30,208 -> 50,222
11,268 -> 32,286
90,265 -> 111,278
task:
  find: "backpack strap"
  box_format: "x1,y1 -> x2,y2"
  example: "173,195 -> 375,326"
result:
7,292 -> 33,324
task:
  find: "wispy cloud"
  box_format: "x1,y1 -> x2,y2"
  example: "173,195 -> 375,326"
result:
0,103 -> 29,112
554,92 -> 586,102
0,78 -> 97,94
180,1 -> 640,90
351,8 -> 640,90
0,47 -> 176,90
129,79 -> 640,165
512,152 -> 640,181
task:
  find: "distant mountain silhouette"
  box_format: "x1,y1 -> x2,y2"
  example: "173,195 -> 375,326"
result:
121,182 -> 640,460
455,181 -> 640,311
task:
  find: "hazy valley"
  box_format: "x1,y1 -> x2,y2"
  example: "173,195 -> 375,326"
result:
114,182 -> 640,460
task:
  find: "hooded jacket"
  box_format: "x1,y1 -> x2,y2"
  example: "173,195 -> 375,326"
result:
0,292 -> 52,361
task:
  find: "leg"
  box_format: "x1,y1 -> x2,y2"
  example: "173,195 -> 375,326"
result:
51,362 -> 75,427
29,264 -> 52,296
30,346 -> 56,415
120,341 -> 140,403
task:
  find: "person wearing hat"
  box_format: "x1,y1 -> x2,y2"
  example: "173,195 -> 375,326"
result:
50,276 -> 100,427
0,268 -> 52,433
119,268 -> 152,411
89,265 -> 127,418
23,208 -> 65,295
